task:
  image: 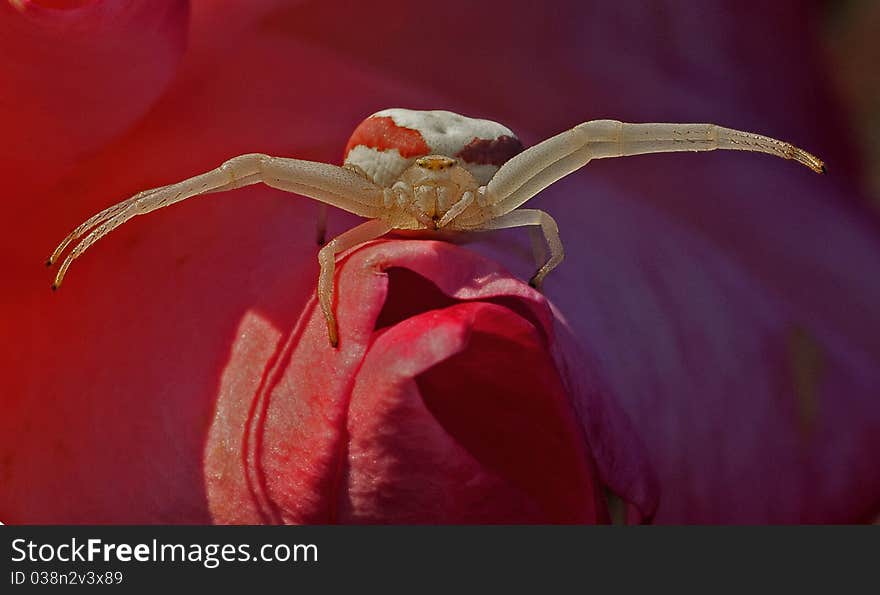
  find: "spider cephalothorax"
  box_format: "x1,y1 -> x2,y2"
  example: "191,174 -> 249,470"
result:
388,155 -> 480,229
48,108 -> 824,346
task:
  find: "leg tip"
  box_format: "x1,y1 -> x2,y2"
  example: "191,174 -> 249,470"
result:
45,258 -> 53,267
50,283 -> 58,291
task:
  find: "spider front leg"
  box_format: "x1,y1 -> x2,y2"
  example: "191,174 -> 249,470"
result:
48,154 -> 387,289
477,119 -> 825,218
477,209 -> 563,290
49,154 -> 390,347
318,218 -> 394,347
48,154 -> 269,288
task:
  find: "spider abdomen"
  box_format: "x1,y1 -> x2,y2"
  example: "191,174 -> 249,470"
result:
343,108 -> 524,187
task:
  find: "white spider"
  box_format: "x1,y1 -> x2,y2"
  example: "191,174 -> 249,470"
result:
48,108 -> 824,347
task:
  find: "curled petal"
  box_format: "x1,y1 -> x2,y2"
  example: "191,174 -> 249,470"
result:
206,240 -> 655,524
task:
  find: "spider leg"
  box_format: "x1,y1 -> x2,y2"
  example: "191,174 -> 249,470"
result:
316,204 -> 328,246
49,153 -> 386,288
528,225 -> 547,272
478,120 -> 825,219
51,202 -> 140,288
478,208 -> 563,290
48,186 -> 166,266
318,218 -> 394,347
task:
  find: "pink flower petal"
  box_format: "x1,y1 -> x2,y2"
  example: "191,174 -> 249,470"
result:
346,302 -> 598,523
206,240 -> 653,523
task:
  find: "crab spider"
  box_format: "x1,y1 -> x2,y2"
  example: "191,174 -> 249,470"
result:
48,108 -> 824,347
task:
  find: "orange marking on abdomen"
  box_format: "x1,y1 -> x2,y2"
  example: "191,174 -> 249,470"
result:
344,116 -> 431,160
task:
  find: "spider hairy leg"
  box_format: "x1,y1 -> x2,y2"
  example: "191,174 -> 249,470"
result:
477,208 -> 563,290
528,225 -> 548,271
479,120 -> 825,219
607,122 -> 826,173
47,186 -> 163,268
47,154 -> 387,291
317,218 -> 394,347
47,155 -> 267,289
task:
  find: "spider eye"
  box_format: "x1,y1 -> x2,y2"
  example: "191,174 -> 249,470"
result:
416,156 -> 457,170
